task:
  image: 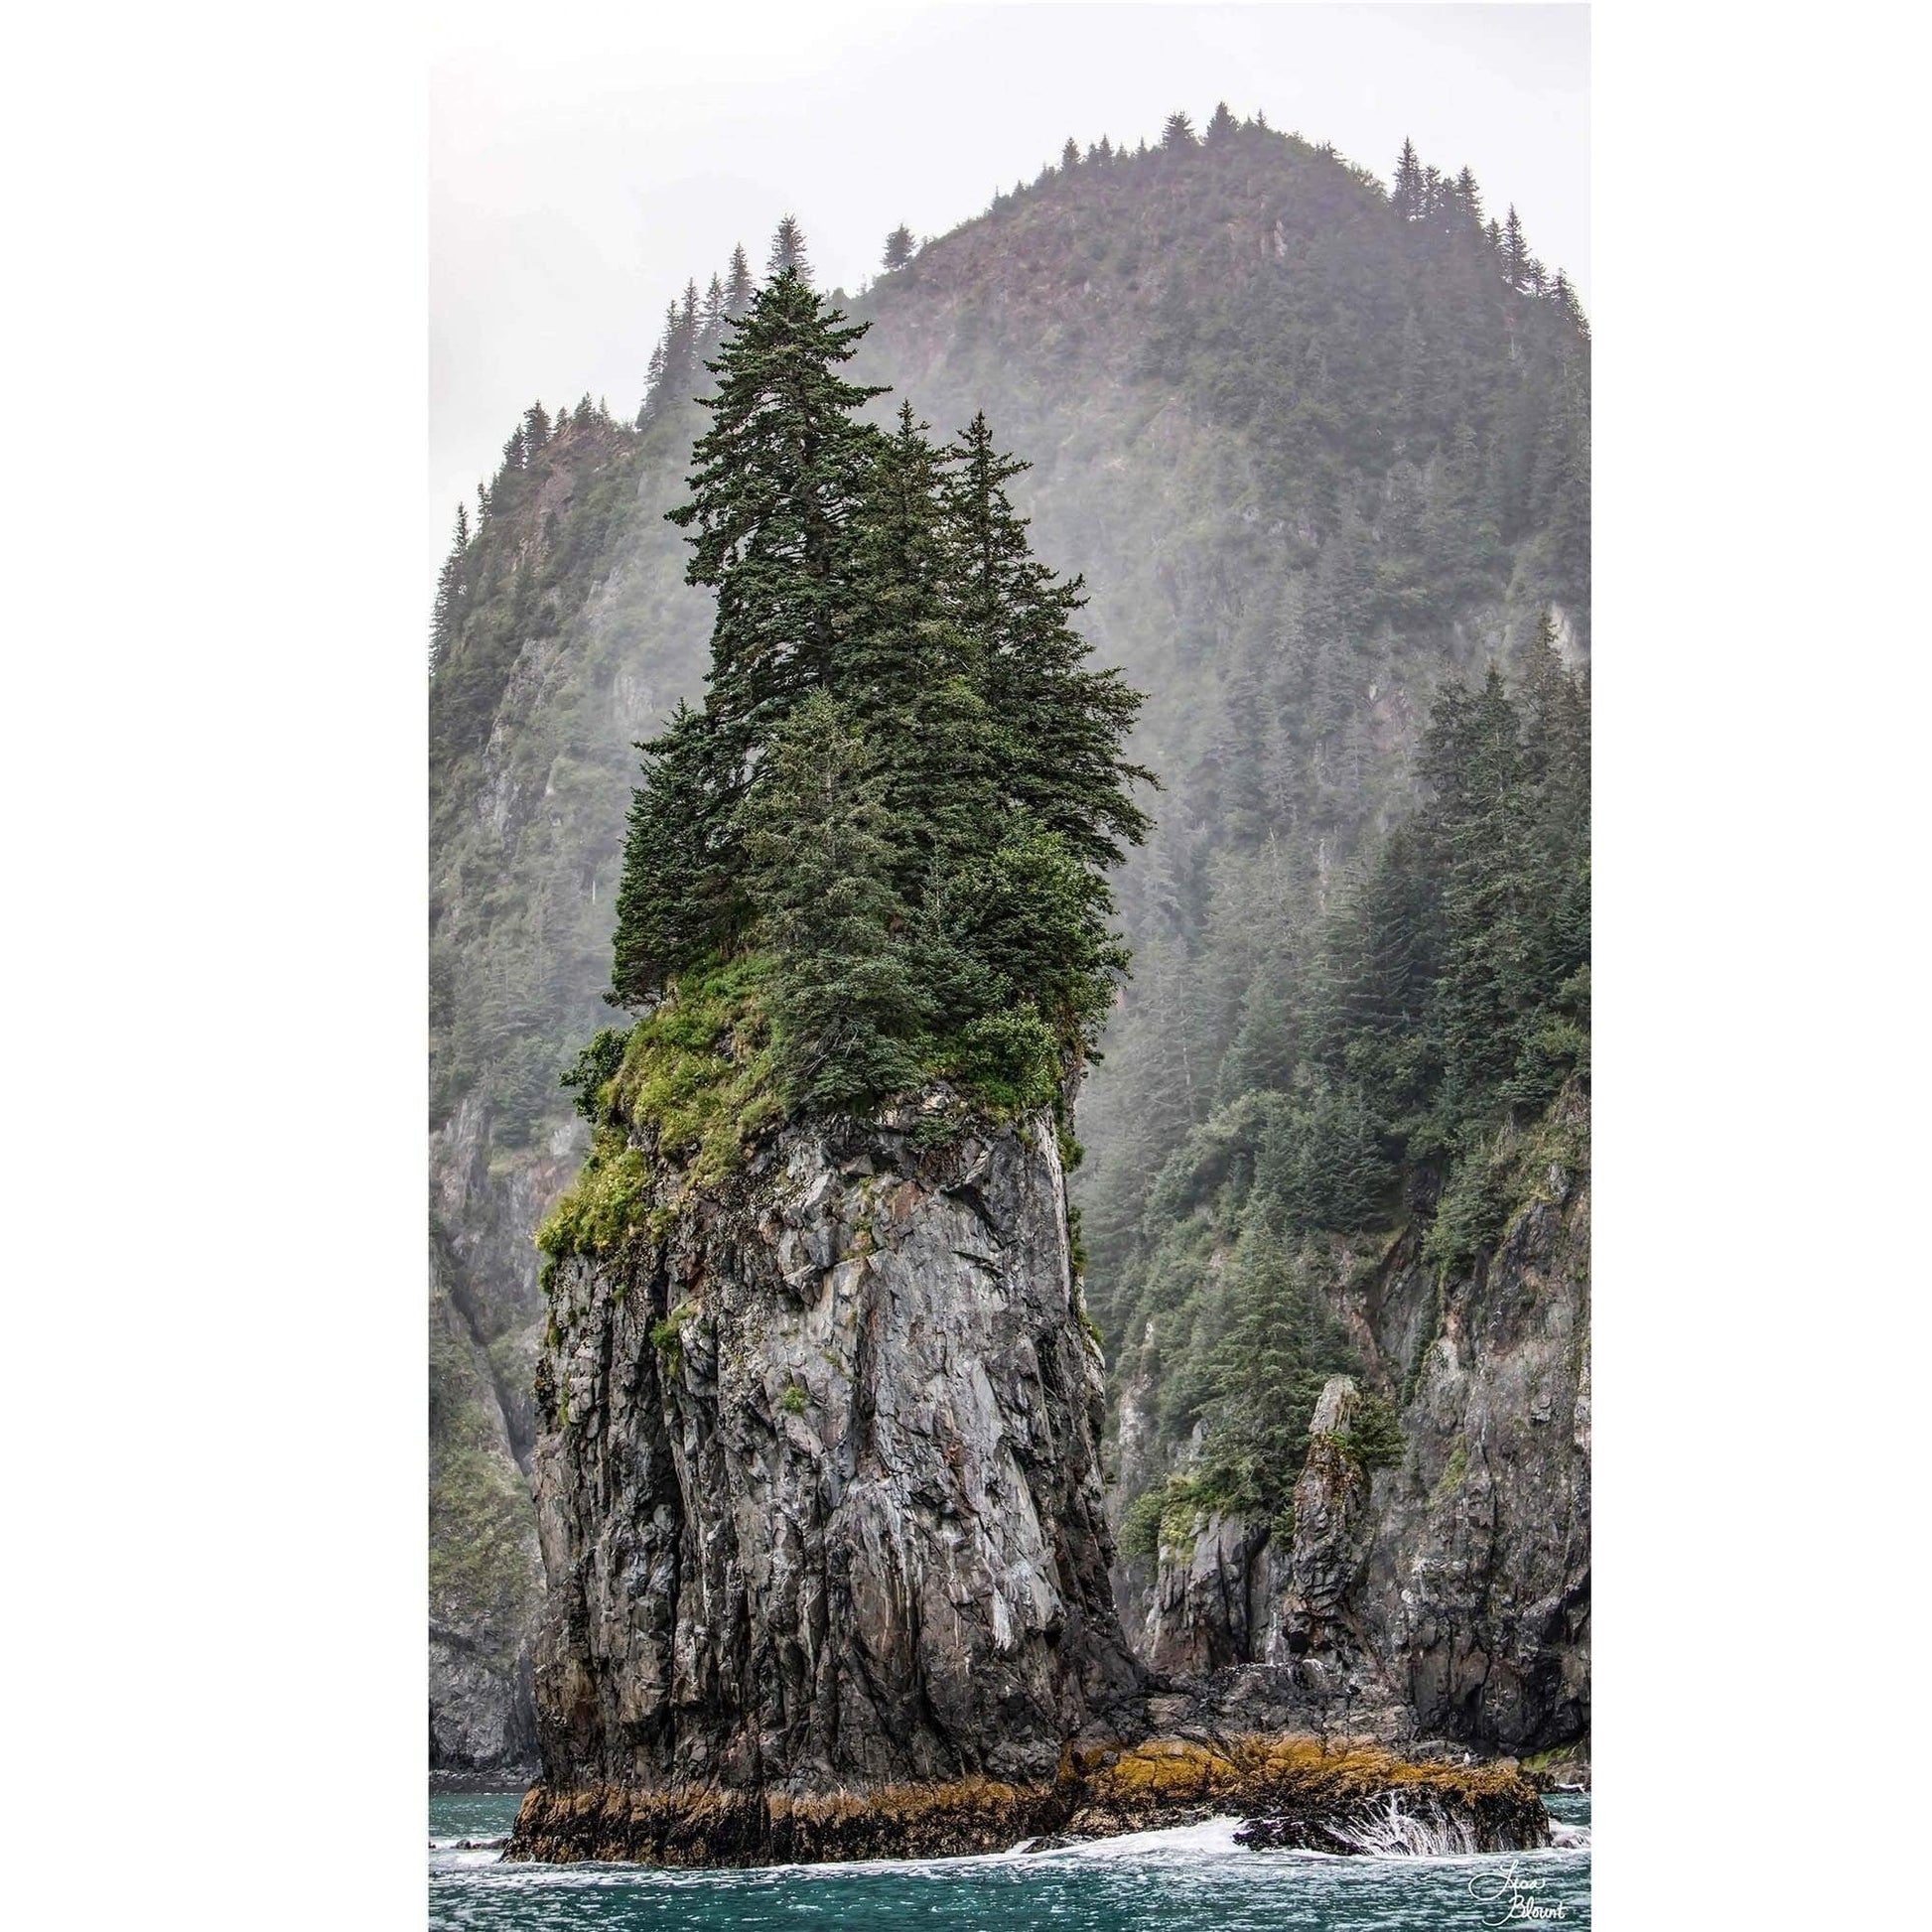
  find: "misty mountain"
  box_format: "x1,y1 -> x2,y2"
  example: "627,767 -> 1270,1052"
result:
426,112 -> 1588,1764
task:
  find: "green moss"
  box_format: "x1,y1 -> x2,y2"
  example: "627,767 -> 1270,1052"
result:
612,955 -> 782,1181
428,1441 -> 536,1645
779,1380 -> 808,1416
1118,1470 -> 1244,1563
1077,1297 -> 1105,1354
535,1127 -> 653,1287
1432,1434 -> 1470,1504
1117,1486 -> 1169,1560
649,1303 -> 696,1374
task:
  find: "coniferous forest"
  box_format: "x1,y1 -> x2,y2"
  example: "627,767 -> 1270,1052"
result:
428,114 -> 1589,1760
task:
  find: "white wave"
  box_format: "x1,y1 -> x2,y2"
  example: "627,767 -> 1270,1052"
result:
1012,1816 -> 1249,1862
1550,1822 -> 1591,1850
1324,1793 -> 1480,1859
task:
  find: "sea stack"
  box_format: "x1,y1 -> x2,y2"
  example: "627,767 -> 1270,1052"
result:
507,1092 -> 1147,1863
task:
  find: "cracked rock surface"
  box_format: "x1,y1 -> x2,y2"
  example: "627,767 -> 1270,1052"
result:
529,1099 -> 1144,1796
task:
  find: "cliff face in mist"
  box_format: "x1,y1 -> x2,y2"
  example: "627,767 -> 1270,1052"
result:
428,119 -> 1588,1766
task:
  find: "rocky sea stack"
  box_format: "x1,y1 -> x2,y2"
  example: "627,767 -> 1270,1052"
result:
510,1092 -> 1151,1861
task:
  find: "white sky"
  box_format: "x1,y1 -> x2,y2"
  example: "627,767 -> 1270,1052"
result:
430,1 -> 1589,592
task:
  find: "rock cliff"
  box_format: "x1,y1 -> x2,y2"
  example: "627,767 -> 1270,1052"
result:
520,1095 -> 1146,1839
1120,1086 -> 1590,1755
429,1095 -> 598,1769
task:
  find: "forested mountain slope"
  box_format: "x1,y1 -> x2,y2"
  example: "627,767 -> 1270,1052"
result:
428,113 -> 1588,1764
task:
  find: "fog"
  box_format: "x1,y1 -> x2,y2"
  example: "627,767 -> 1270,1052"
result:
431,3 -> 1588,596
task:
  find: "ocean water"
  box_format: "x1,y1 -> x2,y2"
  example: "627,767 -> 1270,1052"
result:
430,1789 -> 1590,1929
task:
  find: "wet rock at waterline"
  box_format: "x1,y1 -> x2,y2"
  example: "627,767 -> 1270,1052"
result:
506,1733 -> 1549,1866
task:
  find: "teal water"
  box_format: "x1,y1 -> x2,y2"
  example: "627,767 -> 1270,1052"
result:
431,1790 -> 1589,1929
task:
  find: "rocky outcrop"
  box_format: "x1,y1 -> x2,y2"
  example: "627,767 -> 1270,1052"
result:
513,1097 -> 1146,1857
428,1096 -> 584,1770
1122,1088 -> 1591,1755
508,1732 -> 1549,1864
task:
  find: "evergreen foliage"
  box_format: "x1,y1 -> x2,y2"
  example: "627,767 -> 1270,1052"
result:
766,213 -> 810,281
882,223 -> 915,271
1098,620 -> 1587,1494
604,271 -> 1153,1124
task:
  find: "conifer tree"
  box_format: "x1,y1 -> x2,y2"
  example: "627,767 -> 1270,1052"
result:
1205,101 -> 1239,144
603,281 -> 1154,1119
1502,205 -> 1529,289
882,223 -> 915,270
1162,111 -> 1196,151
946,412 -> 1155,868
1061,136 -> 1080,171
1454,165 -> 1483,225
1095,134 -> 1114,163
667,267 -> 887,760
608,702 -> 738,1002
701,272 -> 726,336
1392,138 -> 1423,220
737,692 -> 929,1108
1423,666 -> 1540,1123
766,214 -> 810,282
429,503 -> 469,677
724,243 -> 755,315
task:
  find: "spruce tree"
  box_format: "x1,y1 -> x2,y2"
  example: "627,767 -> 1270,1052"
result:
1423,666 -> 1540,1126
736,692 -> 929,1108
608,702 -> 738,1003
946,412 -> 1154,868
1061,136 -> 1080,171
1205,101 -> 1238,144
667,267 -> 887,760
1393,138 -> 1423,220
882,223 -> 915,271
724,243 -> 754,315
1454,165 -> 1483,225
1502,205 -> 1529,290
766,214 -> 810,282
1162,111 -> 1195,151
429,503 -> 468,677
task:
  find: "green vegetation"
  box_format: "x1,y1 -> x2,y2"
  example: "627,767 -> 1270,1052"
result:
1322,1391 -> 1407,1470
648,1304 -> 696,1374
1115,1471 -> 1243,1562
1095,620 -> 1587,1510
605,260 -> 1151,1120
1433,1435 -> 1471,1505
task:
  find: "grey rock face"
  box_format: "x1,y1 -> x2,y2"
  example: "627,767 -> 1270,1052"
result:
1125,1090 -> 1590,1752
428,1096 -> 582,1770
530,1101 -> 1144,1795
